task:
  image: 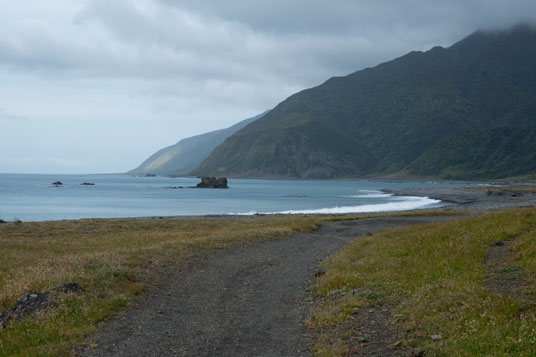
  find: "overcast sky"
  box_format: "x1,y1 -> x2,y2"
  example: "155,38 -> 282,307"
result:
1,0 -> 535,174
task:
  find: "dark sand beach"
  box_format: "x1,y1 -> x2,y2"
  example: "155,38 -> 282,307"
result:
384,185 -> 536,212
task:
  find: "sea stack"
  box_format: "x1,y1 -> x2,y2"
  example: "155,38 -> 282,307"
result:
195,177 -> 228,189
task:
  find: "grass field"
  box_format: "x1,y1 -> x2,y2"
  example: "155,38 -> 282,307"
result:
0,215 -> 322,356
2,208 -> 534,356
309,207 -> 536,356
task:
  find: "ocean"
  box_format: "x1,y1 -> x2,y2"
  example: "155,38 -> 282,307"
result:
0,174 -> 467,222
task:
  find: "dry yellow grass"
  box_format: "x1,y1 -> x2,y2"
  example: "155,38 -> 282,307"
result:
0,215 -> 322,356
0,209 -> 464,355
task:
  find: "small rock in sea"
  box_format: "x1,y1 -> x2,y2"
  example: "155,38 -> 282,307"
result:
430,334 -> 443,341
314,269 -> 326,277
80,182 -> 95,186
51,181 -> 63,186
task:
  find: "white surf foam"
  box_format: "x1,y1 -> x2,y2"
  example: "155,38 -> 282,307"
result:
232,196 -> 442,215
349,190 -> 393,198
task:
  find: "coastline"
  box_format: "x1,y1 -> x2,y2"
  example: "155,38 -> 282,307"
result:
0,174 -> 460,222
2,180 -> 535,224
2,185 -> 536,354
383,185 -> 536,212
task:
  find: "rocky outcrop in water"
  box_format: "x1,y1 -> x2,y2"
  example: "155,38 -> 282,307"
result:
196,177 -> 228,189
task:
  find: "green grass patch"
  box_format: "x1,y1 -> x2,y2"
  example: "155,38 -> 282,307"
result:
309,207 -> 536,356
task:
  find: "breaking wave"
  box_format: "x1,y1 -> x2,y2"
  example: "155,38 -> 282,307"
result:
232,196 -> 442,215
348,190 -> 394,198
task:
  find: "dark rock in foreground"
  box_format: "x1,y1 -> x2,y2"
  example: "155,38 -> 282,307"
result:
0,292 -> 49,329
50,283 -> 82,295
196,177 -> 228,189
0,282 -> 82,330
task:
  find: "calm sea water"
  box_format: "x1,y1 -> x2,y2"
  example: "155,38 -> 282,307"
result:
0,174 -> 468,222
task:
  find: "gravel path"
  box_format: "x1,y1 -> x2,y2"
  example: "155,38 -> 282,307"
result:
80,215 -> 456,357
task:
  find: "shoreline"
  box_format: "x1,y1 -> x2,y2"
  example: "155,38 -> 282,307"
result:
3,185 -> 535,224
383,185 -> 536,212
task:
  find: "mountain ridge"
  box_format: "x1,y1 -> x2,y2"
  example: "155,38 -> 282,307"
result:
129,111 -> 268,176
191,24 -> 536,180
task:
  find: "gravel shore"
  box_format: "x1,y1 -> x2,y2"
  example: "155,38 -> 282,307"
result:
384,186 -> 536,212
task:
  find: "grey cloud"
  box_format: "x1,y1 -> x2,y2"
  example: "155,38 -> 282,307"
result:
158,0 -> 536,35
0,108 -> 30,122
3,0 -> 535,87
68,1 -> 423,86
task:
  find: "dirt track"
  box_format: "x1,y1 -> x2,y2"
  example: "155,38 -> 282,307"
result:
80,215 -> 457,356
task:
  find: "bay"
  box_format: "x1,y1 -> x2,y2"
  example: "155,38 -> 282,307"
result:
0,174 -> 467,222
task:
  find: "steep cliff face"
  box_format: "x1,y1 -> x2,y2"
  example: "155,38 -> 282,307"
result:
129,111 -> 267,176
192,25 -> 536,180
